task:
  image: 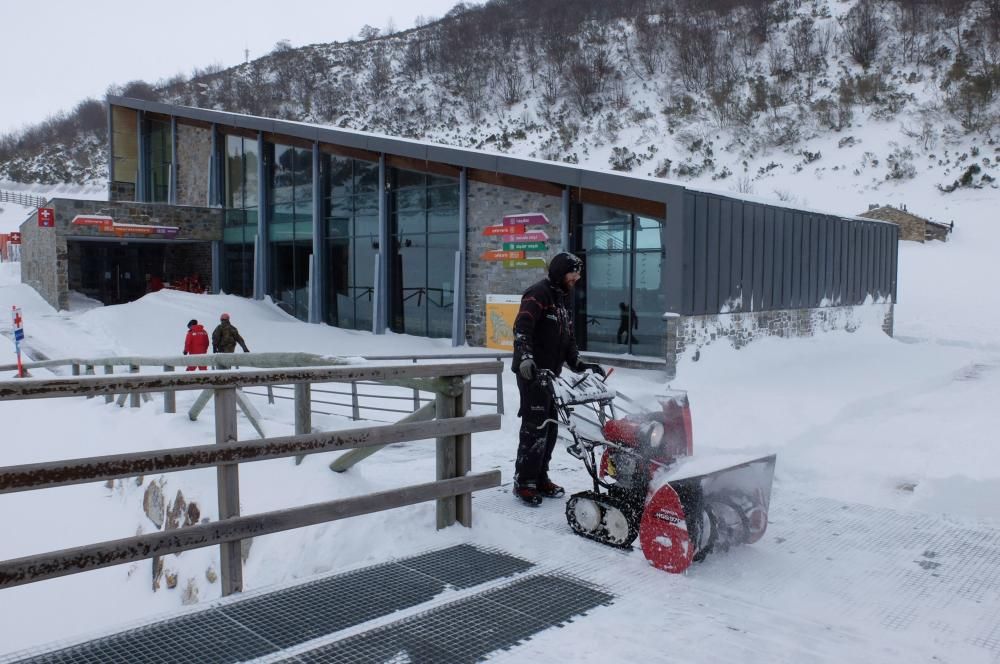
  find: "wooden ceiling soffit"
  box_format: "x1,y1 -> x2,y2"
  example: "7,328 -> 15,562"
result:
144,111 -> 173,123
575,188 -> 666,219
466,169 -> 563,197
263,132 -> 314,150
385,155 -> 460,178
318,142 -> 379,163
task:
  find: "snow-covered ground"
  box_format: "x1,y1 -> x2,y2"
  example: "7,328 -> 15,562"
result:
1,140 -> 998,660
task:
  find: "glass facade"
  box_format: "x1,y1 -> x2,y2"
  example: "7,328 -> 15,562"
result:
576,204 -> 666,358
268,144 -> 313,321
147,118 -> 172,203
222,134 -> 259,297
389,169 -> 460,338
323,155 -> 379,331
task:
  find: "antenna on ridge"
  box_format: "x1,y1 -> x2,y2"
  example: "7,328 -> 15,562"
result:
244,46 -> 250,63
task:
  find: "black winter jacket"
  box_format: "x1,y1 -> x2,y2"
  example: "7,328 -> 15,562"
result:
511,278 -> 580,376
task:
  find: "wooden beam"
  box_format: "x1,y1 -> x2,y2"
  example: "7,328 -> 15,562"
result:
263,131 -> 314,150
466,168 -> 563,197
317,142 -> 380,163
0,414 -> 501,493
576,188 -> 666,220
329,401 -> 437,473
215,388 -> 242,595
385,154 -> 460,179
0,471 -> 501,589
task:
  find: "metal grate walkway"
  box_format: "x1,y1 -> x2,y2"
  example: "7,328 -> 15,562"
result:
3,544 -> 608,664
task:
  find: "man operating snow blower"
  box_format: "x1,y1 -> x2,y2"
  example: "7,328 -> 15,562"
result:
511,251 -> 605,506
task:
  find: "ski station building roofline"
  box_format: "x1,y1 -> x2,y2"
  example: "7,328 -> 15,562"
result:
18,97 -> 899,377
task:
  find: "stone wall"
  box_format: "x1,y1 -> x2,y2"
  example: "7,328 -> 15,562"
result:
175,124 -> 212,207
18,212 -> 66,311
109,181 -> 136,202
20,198 -> 222,311
859,206 -> 926,242
664,302 -> 895,378
48,198 -> 223,241
465,181 -> 564,346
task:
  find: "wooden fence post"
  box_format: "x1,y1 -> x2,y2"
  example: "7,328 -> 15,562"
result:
103,365 -> 114,404
456,377 -> 473,527
351,381 -> 360,420
163,366 -> 175,414
495,358 -> 505,415
129,365 -> 140,408
293,383 -> 311,465
215,387 -> 242,596
435,378 -> 458,530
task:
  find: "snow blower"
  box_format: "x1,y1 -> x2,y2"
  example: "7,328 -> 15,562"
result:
538,369 -> 776,573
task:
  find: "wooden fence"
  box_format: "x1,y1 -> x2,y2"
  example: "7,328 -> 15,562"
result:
0,360 -> 502,596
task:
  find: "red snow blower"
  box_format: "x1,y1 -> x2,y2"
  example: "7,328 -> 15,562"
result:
538,369 -> 776,574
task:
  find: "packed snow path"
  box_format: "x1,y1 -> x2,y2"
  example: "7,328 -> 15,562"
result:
4,481 -> 998,663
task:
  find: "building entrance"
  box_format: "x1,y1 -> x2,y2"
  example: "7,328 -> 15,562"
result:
69,240 -> 208,305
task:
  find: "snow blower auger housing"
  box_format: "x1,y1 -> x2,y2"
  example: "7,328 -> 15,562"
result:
539,369 -> 776,574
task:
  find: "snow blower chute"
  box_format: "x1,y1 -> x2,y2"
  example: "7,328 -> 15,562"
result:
538,369 -> 776,574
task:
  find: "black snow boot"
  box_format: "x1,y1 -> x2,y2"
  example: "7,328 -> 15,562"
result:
513,481 -> 543,506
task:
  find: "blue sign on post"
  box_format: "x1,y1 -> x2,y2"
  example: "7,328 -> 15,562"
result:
14,328 -> 24,341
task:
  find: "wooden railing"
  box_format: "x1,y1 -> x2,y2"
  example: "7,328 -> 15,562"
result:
0,360 -> 502,596
0,189 -> 46,208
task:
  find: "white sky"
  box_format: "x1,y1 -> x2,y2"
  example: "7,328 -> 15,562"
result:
0,0 -> 466,136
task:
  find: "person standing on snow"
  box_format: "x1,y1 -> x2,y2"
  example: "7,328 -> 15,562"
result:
511,251 -> 605,506
183,319 -> 210,370
212,313 -> 250,354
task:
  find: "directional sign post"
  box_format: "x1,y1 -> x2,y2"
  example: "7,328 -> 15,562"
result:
11,305 -> 25,378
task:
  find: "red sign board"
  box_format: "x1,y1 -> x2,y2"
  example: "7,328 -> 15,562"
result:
9,232 -> 21,244
482,224 -> 525,237
37,208 -> 55,227
70,215 -> 179,239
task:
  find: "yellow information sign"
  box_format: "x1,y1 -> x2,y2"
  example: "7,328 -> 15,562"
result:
485,294 -> 521,350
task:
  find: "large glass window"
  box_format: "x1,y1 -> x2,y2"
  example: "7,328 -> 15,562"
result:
323,156 -> 378,331
268,144 -> 313,321
222,134 -> 259,297
147,118 -> 172,203
576,205 -> 666,358
389,169 -> 459,338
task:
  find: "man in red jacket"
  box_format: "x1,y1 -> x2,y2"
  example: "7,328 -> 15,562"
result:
183,319 -> 209,371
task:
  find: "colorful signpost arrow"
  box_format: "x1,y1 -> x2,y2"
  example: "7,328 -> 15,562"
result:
481,249 -> 526,261
502,213 -> 549,227
506,231 -> 549,242
503,242 -> 547,251
503,258 -> 547,269
482,224 -> 525,236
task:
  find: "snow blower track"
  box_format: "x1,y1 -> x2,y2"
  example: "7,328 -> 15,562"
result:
476,482 -> 1000,663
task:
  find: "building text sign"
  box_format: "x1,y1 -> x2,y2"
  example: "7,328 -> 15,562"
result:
71,215 -> 179,239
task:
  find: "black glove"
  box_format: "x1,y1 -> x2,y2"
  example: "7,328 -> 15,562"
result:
518,358 -> 537,381
183,351 -> 188,355
577,361 -> 606,378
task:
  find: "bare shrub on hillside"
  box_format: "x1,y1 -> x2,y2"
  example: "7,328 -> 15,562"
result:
841,0 -> 886,69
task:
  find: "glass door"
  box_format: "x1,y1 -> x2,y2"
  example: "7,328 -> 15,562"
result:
578,205 -> 666,357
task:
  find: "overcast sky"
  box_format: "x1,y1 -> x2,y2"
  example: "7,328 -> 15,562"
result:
0,0 -> 466,136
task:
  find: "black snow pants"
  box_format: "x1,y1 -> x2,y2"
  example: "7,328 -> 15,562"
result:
515,375 -> 559,486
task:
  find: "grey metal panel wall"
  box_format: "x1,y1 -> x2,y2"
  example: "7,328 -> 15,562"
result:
680,189 -> 897,315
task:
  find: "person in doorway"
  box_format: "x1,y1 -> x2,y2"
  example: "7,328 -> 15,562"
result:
212,313 -> 250,354
617,301 -> 639,345
511,251 -> 605,507
183,319 -> 209,371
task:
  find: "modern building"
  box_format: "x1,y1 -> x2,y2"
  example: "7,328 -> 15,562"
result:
19,97 -> 898,376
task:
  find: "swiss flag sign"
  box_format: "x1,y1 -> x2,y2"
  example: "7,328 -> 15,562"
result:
37,208 -> 55,227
